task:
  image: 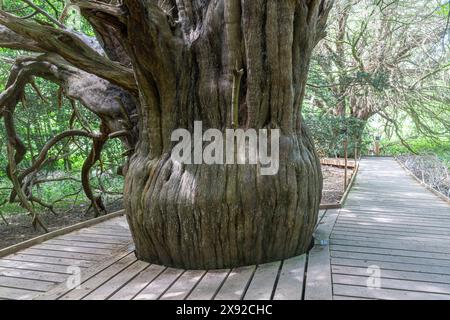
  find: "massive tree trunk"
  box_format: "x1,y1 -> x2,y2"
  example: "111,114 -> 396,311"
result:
0,0 -> 333,269
123,0 -> 331,269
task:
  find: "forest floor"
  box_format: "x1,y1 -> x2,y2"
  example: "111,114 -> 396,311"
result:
321,165 -> 351,204
0,200 -> 123,250
0,166 -> 349,250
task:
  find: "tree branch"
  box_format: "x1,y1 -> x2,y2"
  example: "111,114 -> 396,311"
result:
6,142 -> 48,232
20,0 -> 66,29
71,0 -> 126,25
0,11 -> 138,94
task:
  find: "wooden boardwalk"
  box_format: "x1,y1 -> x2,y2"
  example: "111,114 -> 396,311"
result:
0,210 -> 328,300
331,157 -> 450,300
0,217 -> 132,299
0,157 -> 449,300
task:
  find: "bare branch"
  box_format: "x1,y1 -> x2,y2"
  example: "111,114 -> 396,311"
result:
6,142 -> 48,232
20,0 -> 66,28
0,25 -> 43,51
71,0 -> 126,25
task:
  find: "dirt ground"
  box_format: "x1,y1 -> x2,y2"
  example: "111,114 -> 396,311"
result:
0,200 -> 123,250
321,165 -> 352,204
1,166 -> 350,250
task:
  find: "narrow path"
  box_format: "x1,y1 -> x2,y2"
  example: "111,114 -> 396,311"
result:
331,157 -> 450,300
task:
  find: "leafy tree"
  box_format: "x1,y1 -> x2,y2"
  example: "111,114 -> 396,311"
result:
307,0 -> 450,149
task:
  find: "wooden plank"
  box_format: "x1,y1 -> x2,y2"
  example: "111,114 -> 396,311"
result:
3,254 -> 93,268
333,227 -> 450,241
58,235 -> 127,245
339,212 -> 443,228
34,244 -> 113,255
0,259 -> 75,274
75,230 -> 131,240
317,209 -> 327,223
347,193 -> 439,200
336,216 -> 450,229
332,265 -> 450,284
46,239 -> 122,250
63,229 -> 131,243
304,245 -> 332,300
0,211 -> 125,259
87,229 -> 131,237
348,194 -> 445,202
338,213 -> 450,225
244,261 -> 281,300
82,227 -> 131,236
334,222 -> 450,235
0,275 -> 55,292
215,266 -> 255,300
331,250 -> 450,267
330,238 -> 450,254
0,267 -> 67,283
345,202 -> 450,211
334,223 -> 450,237
36,247 -> 132,300
109,264 -> 166,300
187,269 -> 230,300
100,218 -> 130,229
90,224 -> 131,231
339,208 -> 450,219
333,284 -> 450,300
334,274 -> 450,295
331,244 -> 450,260
344,206 -> 450,216
0,286 -> 40,300
22,248 -> 105,261
58,253 -> 137,300
340,207 -> 450,218
332,230 -> 450,244
339,162 -> 360,207
319,203 -> 341,210
321,158 -> 356,168
333,295 -> 373,300
83,260 -> 150,300
346,202 -> 449,210
134,268 -> 184,300
331,234 -> 450,251
314,209 -> 339,244
331,257 -> 450,275
159,270 -> 206,300
273,255 -> 306,300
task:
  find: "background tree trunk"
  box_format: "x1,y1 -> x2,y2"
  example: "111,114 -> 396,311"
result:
123,0 -> 331,269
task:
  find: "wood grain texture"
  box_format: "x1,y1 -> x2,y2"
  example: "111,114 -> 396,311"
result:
331,158 -> 450,300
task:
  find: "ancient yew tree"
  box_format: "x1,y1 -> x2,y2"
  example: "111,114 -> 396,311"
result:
0,0 -> 333,269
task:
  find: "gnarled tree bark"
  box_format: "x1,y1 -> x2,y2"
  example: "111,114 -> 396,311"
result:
123,0 -> 332,269
0,0 -> 333,269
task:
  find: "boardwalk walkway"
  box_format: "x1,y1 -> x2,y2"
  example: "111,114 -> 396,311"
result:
0,157 -> 449,300
331,157 -> 450,300
0,217 -> 132,299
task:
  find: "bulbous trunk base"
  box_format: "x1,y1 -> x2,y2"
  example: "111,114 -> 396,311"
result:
124,131 -> 322,269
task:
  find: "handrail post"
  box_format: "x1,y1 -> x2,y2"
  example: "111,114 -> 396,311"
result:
344,138 -> 348,191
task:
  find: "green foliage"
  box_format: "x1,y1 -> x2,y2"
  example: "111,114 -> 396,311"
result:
0,2 -> 117,218
0,0 -> 95,35
382,137 -> 450,165
436,1 -> 450,17
303,112 -> 371,158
